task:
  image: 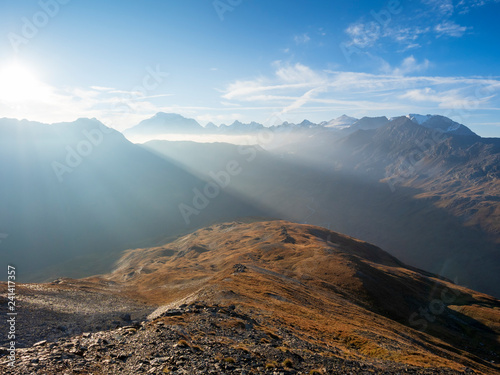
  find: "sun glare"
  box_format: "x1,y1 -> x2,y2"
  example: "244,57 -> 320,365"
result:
0,62 -> 47,104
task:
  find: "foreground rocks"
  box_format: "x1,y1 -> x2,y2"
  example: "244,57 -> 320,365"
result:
0,280 -> 154,348
1,303 -> 479,374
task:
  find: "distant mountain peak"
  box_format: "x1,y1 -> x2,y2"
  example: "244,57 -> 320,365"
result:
298,119 -> 316,127
349,116 -> 389,131
324,114 -> 359,129
124,112 -> 203,135
205,122 -> 218,129
406,114 -> 477,137
406,113 -> 433,125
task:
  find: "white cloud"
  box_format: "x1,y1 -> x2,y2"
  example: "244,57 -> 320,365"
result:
384,26 -> 431,44
344,21 -> 434,51
434,21 -> 470,37
391,56 -> 431,76
5,60 -> 499,133
422,0 -> 455,16
345,22 -> 381,47
399,87 -> 493,109
275,62 -> 323,83
221,62 -> 500,121
0,80 -> 175,130
294,33 -> 310,44
90,86 -> 115,91
457,0 -> 500,13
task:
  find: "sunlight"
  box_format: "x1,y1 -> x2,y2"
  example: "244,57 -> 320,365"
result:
0,62 -> 47,104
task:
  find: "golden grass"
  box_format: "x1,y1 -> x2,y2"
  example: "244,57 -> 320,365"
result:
39,219 -> 500,375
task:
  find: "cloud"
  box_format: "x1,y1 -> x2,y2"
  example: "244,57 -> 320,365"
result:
221,62 -> 500,120
434,21 -> 470,37
391,56 -> 431,75
384,26 -> 431,44
90,86 -> 115,91
274,62 -> 323,83
222,63 -> 325,102
343,21 -> 434,51
345,22 -> 381,47
0,80 -> 175,130
457,0 -> 500,13
294,33 -> 310,44
342,0 -> 477,53
399,86 -> 493,109
6,60 -> 498,132
422,0 -> 455,16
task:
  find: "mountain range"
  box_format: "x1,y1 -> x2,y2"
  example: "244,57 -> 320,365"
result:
123,112 -> 479,138
0,113 -> 498,300
1,112 -> 499,374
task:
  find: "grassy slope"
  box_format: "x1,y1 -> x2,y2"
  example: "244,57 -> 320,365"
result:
90,220 -> 500,374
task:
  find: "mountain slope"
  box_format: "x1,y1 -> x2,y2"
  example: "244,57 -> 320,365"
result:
278,115 -> 498,239
0,118 -> 273,281
2,220 -> 498,374
142,138 -> 500,298
99,220 -> 500,372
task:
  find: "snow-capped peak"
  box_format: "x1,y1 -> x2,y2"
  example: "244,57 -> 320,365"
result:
406,114 -> 433,125
324,114 -> 358,129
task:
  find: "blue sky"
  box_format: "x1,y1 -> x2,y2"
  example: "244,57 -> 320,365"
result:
0,0 -> 499,136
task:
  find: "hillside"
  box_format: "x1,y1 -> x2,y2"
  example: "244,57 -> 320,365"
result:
2,114 -> 498,301
143,138 -> 500,298
0,118 -> 272,281
2,220 -> 499,374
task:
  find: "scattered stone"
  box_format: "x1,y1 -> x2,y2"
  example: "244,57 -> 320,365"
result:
233,264 -> 247,273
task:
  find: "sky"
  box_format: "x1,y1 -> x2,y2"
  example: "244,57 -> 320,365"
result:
0,0 -> 499,136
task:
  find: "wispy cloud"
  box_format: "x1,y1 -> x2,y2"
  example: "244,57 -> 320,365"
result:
0,82 -> 173,130
434,21 -> 470,37
341,0 -> 477,55
457,0 -> 500,13
399,87 -> 491,108
390,56 -> 431,75
294,33 -> 311,44
345,22 -> 381,47
384,26 -> 431,45
422,0 -> 455,16
4,61 -> 498,131
221,62 -> 500,120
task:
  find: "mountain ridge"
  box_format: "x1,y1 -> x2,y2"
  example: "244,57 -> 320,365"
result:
2,220 -> 499,374
121,112 -> 483,138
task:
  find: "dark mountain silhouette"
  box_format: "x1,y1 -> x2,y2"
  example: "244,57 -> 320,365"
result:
0,118 -> 273,281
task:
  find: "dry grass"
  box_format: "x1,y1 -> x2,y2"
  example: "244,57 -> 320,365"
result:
265,361 -> 278,369
176,339 -> 190,348
55,220 -> 500,375
282,358 -> 294,368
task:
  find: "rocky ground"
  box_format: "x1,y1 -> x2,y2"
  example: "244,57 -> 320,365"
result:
1,302 -> 481,375
2,220 -> 499,374
0,279 -> 154,348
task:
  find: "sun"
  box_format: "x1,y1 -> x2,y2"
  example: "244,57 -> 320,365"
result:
0,62 -> 47,104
